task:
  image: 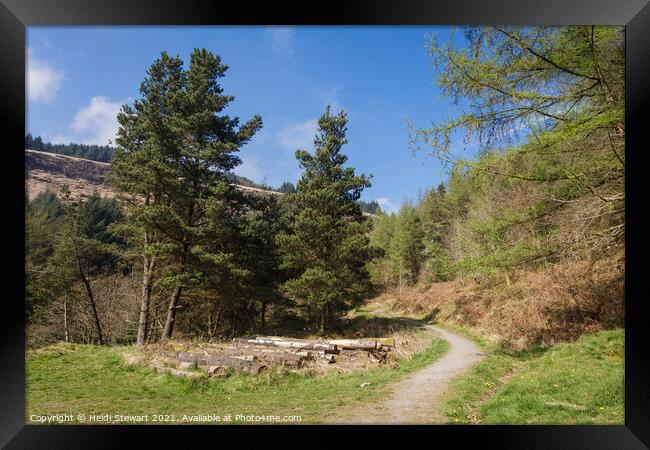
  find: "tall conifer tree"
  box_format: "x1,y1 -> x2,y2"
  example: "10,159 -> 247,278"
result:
111,49 -> 262,343
280,106 -> 376,335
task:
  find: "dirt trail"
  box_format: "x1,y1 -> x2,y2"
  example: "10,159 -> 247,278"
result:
333,322 -> 485,424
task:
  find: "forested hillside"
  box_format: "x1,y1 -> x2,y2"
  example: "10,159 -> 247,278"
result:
26,134 -> 116,163
368,26 -> 624,349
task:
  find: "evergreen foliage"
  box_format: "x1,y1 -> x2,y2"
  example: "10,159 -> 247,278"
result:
279,106 -> 377,335
111,49 -> 263,342
25,134 -> 115,162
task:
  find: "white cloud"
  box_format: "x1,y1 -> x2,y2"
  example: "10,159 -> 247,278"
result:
27,53 -> 63,103
277,119 -> 318,151
52,96 -> 125,145
375,197 -> 398,214
267,27 -> 295,55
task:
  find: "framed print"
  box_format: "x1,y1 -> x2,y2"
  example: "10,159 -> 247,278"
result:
1,0 -> 648,448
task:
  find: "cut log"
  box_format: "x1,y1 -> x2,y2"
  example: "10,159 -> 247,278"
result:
258,352 -> 306,368
231,355 -> 259,362
375,338 -> 395,347
318,353 -> 336,363
256,336 -> 317,342
227,352 -> 304,368
177,352 -> 266,376
233,338 -> 339,354
218,345 -> 309,367
178,361 -> 194,370
152,364 -> 202,378
326,339 -> 377,350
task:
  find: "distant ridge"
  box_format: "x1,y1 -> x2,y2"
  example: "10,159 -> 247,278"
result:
25,149 -> 282,201
24,149 -> 376,217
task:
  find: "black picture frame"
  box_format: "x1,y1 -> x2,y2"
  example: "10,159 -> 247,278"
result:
1,0 -> 648,448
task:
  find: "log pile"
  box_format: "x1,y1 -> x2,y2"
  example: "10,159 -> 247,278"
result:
243,336 -> 395,366
252,336 -> 395,352
127,335 -> 396,379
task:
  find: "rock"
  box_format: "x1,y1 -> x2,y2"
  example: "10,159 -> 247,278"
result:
178,361 -> 193,370
360,382 -> 371,388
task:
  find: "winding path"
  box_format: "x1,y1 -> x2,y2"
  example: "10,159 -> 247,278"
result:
336,323 -> 485,424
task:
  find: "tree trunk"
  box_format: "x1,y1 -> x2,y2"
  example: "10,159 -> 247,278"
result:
161,236 -> 191,340
73,244 -> 104,345
161,285 -> 183,341
260,301 -> 267,330
327,303 -> 334,334
63,291 -> 69,343
161,198 -> 196,341
211,303 -> 222,337
319,304 -> 328,335
136,251 -> 155,345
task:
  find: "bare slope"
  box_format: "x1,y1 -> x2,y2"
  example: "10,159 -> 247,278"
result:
24,149 -> 283,201
26,149 -> 113,200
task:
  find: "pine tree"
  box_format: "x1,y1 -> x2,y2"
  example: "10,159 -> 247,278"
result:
237,193 -> 287,331
279,106 -> 376,335
111,49 -> 262,344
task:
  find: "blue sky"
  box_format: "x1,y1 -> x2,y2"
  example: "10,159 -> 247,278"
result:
27,26 -> 472,212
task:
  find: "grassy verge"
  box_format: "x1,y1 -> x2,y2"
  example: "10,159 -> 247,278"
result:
27,332 -> 448,425
441,328 -> 624,424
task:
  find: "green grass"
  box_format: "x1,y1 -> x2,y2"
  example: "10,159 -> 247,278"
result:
27,333 -> 448,425
441,329 -> 624,424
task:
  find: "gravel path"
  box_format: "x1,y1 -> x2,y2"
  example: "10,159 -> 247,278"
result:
336,323 -> 485,424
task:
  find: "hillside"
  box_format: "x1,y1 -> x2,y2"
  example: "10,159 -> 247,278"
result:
24,150 -> 384,220
26,149 -> 114,201
25,149 -> 283,201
